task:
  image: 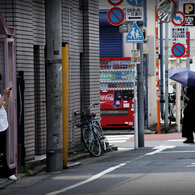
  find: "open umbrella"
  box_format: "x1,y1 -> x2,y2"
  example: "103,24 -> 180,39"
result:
168,67 -> 195,86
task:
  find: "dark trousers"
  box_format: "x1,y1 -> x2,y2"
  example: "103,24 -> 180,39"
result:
0,131 -> 14,178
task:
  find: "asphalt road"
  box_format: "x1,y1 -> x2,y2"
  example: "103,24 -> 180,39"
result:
2,133 -> 195,195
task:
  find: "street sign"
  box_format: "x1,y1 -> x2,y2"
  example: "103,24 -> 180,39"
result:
171,43 -> 186,58
183,3 -> 195,15
183,16 -> 195,26
172,27 -> 186,44
126,0 -> 142,7
172,11 -> 186,26
107,0 -> 123,6
125,7 -> 143,21
126,22 -> 144,43
107,7 -> 125,26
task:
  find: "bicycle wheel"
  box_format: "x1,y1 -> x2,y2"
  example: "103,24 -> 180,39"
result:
93,121 -> 107,152
82,126 -> 101,157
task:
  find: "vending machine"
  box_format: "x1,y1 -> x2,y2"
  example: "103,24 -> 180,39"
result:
100,57 -> 135,128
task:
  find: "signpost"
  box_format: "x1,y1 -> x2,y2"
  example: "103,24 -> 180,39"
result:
172,27 -> 186,44
171,42 -> 186,133
172,11 -> 186,26
171,43 -> 186,58
107,7 -> 125,26
183,3 -> 195,15
125,7 -> 143,21
126,22 -> 144,43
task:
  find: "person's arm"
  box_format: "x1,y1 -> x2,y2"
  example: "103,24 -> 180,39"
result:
183,90 -> 190,102
3,88 -> 11,110
0,92 -> 6,108
0,88 -> 11,110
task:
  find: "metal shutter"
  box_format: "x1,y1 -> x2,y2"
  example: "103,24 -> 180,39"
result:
99,11 -> 123,57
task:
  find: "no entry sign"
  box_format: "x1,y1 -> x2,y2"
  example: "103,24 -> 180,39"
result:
107,7 -> 125,26
172,11 -> 186,26
172,43 -> 186,58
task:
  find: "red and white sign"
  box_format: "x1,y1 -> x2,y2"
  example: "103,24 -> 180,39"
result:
183,31 -> 190,57
172,11 -> 186,26
107,0 -> 123,6
107,7 -> 125,26
100,94 -> 114,102
172,43 -> 186,58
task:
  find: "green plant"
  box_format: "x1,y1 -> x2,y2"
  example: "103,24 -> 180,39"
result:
21,164 -> 33,176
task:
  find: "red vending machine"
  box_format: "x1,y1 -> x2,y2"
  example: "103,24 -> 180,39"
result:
100,57 -> 135,128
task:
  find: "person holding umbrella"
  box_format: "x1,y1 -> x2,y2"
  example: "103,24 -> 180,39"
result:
169,68 -> 195,143
182,86 -> 195,143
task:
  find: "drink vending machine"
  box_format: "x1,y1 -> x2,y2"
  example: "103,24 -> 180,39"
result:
100,57 -> 135,128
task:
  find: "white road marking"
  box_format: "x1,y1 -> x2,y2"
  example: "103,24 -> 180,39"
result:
145,145 -> 175,156
187,163 -> 195,167
160,151 -> 195,154
168,139 -> 185,142
46,144 -> 175,195
105,135 -> 133,143
46,161 -> 130,195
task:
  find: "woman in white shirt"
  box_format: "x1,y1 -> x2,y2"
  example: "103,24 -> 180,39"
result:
0,87 -> 17,181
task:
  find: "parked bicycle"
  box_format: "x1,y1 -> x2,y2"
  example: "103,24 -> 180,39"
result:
74,103 -> 110,157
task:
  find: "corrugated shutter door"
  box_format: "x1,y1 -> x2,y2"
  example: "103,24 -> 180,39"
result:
99,11 -> 123,57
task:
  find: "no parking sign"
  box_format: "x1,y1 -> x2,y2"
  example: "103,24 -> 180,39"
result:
107,7 -> 125,26
171,43 -> 186,58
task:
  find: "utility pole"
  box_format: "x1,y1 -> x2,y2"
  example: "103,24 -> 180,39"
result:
164,23 -> 169,131
45,0 -> 63,172
137,42 -> 144,147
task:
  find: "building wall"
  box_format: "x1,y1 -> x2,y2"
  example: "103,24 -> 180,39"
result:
61,0 -> 100,152
0,0 -> 100,162
33,0 -> 46,155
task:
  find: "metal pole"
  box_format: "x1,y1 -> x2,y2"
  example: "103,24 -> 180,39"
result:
137,42 -> 144,147
164,23 -> 169,131
176,58 -> 181,132
155,10 -> 161,134
133,43 -> 138,149
160,21 -> 164,120
45,0 -> 63,172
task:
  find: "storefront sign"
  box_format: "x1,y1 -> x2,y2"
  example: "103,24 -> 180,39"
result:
183,3 -> 195,15
183,15 -> 195,26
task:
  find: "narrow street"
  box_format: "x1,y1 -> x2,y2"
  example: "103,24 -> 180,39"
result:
2,132 -> 195,195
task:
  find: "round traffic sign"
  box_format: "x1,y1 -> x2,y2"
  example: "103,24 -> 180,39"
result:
171,43 -> 186,58
172,11 -> 186,26
107,0 -> 123,6
127,0 -> 142,6
107,7 -> 125,26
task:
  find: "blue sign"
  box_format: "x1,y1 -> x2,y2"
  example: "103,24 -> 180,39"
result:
171,43 -> 186,58
107,7 -> 125,26
126,22 -> 144,43
126,0 -> 142,6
